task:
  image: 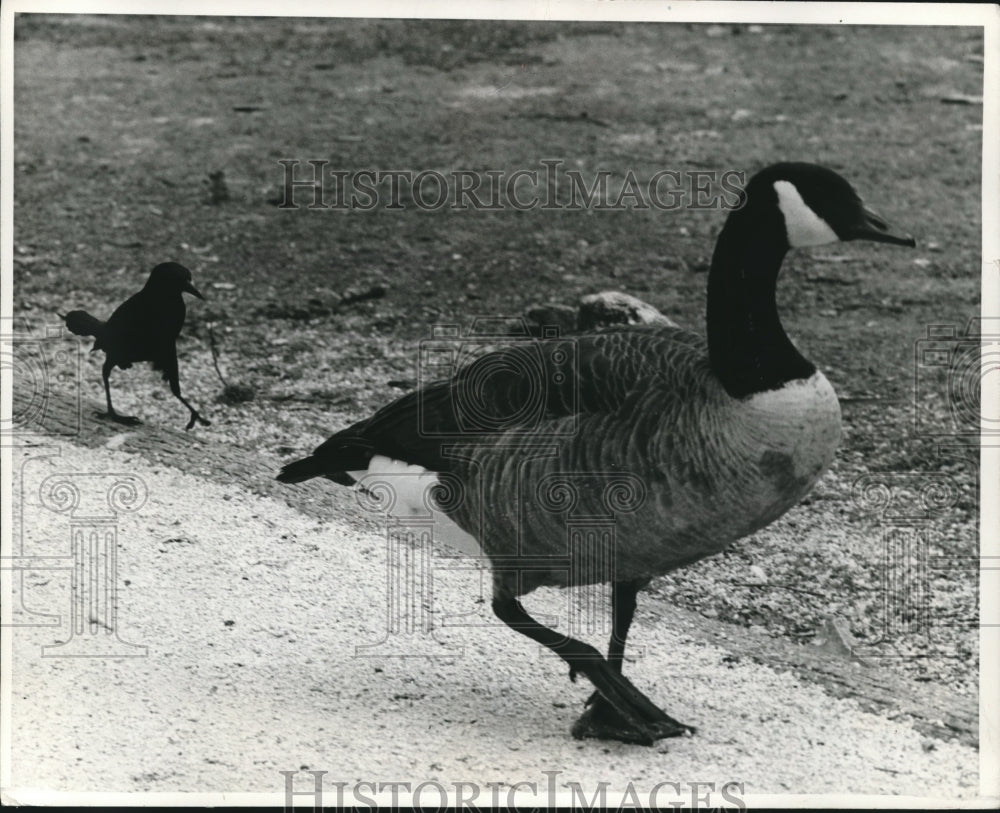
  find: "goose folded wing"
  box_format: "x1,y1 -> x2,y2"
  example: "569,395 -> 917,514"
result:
295,325 -> 706,481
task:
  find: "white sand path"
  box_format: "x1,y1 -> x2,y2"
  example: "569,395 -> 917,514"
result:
2,442 -> 982,805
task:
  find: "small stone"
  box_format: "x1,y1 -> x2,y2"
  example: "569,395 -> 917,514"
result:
813,616 -> 858,658
940,93 -> 982,105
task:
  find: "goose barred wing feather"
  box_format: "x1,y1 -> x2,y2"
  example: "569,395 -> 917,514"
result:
279,325 -> 712,483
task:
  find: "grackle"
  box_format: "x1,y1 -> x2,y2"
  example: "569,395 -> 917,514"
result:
61,262 -> 211,430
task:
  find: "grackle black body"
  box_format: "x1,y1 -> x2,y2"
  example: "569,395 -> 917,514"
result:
62,262 -> 210,430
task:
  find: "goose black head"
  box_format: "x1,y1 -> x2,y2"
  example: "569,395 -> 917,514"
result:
744,163 -> 916,250
146,262 -> 205,299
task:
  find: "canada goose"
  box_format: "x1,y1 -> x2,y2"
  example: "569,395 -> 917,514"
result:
277,163 -> 915,745
62,262 -> 210,430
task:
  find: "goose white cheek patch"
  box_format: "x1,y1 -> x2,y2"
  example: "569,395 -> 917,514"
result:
774,180 -> 839,247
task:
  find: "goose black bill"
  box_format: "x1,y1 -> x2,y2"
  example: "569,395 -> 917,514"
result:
846,204 -> 916,247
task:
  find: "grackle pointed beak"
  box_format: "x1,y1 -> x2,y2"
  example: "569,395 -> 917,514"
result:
183,281 -> 205,300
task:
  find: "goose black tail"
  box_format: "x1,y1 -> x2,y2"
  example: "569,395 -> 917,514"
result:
277,431 -> 376,486
277,456 -> 325,484
277,455 -> 358,485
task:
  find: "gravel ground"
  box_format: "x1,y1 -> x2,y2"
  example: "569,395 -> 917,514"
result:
4,443 -> 981,803
33,307 -> 981,697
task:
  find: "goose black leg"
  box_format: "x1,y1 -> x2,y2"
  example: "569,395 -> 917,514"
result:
568,578 -> 642,682
492,583 -> 693,746
96,358 -> 141,426
570,578 -> 693,743
608,578 -> 646,671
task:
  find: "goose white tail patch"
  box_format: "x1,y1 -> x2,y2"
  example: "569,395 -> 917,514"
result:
353,455 -> 483,557
774,180 -> 839,248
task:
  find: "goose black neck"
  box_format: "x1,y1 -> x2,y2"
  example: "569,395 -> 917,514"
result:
706,213 -> 815,398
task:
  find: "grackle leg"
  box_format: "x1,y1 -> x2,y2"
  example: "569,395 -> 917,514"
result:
168,374 -> 210,430
95,358 -> 141,426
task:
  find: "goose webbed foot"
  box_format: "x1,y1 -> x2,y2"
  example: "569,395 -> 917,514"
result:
95,410 -> 142,427
491,591 -> 691,746
571,680 -> 695,746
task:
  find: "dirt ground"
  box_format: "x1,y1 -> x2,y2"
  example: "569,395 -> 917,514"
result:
6,13 -> 987,802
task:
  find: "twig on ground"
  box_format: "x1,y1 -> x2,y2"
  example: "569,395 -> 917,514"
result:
208,322 -> 255,404
207,322 -> 230,389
